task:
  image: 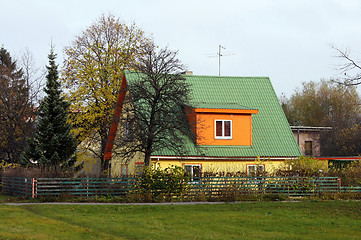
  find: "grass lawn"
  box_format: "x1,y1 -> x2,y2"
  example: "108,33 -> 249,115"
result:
0,201 -> 360,239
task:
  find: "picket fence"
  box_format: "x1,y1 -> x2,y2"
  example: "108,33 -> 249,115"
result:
3,176 -> 355,199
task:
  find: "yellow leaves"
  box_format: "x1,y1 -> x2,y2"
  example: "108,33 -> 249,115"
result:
60,14 -> 153,161
0,160 -> 20,171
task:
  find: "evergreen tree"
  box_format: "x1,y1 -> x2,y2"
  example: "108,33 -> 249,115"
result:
22,48 -> 76,169
0,47 -> 34,163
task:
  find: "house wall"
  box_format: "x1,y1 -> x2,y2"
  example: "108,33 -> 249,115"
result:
292,130 -> 321,157
110,96 -> 146,177
75,131 -> 103,177
196,113 -> 252,146
150,157 -> 287,174
111,151 -> 144,177
111,155 -> 329,177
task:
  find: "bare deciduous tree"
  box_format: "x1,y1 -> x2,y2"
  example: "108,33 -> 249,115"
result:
20,48 -> 45,105
113,46 -> 196,166
331,45 -> 361,86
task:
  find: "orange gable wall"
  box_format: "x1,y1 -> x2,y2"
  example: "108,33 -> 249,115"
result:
196,112 -> 253,146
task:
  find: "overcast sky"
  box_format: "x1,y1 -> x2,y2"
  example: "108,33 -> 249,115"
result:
2,0 -> 361,97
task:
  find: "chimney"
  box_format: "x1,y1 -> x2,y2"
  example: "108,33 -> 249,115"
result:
181,71 -> 193,75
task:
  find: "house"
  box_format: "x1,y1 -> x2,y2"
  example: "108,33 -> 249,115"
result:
105,71 -> 302,178
291,126 -> 332,157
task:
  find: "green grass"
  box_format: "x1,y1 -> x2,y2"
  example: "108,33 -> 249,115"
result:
0,201 -> 360,239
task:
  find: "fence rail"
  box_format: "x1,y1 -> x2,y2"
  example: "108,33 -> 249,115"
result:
2,177 -> 34,197
188,176 -> 341,197
2,177 -> 137,198
2,176 -> 360,199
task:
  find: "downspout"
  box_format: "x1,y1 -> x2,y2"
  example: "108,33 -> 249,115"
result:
297,129 -> 300,146
155,158 -> 160,170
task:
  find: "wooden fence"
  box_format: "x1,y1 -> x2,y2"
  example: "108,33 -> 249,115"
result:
3,176 -> 359,199
2,177 -> 136,198
188,176 -> 341,197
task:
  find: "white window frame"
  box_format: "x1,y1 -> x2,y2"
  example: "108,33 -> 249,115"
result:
214,120 -> 232,139
247,164 -> 265,176
184,164 -> 202,182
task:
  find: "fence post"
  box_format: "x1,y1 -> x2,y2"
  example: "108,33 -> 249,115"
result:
86,179 -> 89,198
32,178 -> 37,198
338,177 -> 341,192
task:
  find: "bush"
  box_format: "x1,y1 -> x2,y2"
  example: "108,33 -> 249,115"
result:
327,160 -> 361,187
136,165 -> 189,202
275,156 -> 327,177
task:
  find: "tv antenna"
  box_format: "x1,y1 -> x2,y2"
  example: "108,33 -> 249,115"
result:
207,44 -> 235,76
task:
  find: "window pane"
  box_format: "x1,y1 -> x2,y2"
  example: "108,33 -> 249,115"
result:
124,121 -> 133,141
193,166 -> 201,180
216,121 -> 222,136
248,165 -> 256,176
135,164 -> 144,176
224,121 -> 231,136
184,166 -> 192,175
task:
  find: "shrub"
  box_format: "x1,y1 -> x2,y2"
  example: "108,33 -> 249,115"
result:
327,160 -> 361,187
137,165 -> 189,202
275,156 -> 327,177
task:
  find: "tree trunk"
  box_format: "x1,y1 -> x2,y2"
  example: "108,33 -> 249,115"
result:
144,147 -> 152,166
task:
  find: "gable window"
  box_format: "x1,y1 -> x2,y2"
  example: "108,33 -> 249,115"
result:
247,164 -> 265,176
184,164 -> 202,182
135,162 -> 144,176
124,120 -> 133,142
215,120 -> 232,139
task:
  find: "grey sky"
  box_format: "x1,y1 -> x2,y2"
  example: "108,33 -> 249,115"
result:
2,0 -> 361,97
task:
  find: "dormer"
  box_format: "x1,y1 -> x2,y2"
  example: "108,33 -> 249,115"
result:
187,103 -> 258,146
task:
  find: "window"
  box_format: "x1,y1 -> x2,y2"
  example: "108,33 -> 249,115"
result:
305,141 -> 313,156
124,120 -> 133,142
247,164 -> 265,176
215,120 -> 232,139
184,164 -> 202,182
135,162 -> 144,176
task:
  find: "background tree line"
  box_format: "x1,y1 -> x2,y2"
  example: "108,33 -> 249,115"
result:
281,80 -> 361,156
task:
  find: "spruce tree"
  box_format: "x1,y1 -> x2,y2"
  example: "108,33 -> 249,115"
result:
22,48 -> 76,169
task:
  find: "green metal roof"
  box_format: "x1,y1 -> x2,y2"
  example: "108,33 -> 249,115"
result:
194,102 -> 257,110
124,72 -> 301,158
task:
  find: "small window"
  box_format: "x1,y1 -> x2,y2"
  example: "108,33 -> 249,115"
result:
184,164 -> 202,182
247,165 -> 265,176
215,120 -> 232,139
135,163 -> 144,176
124,120 -> 133,142
305,141 -> 312,156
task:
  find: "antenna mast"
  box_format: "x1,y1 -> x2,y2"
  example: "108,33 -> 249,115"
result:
206,45 -> 234,76
218,44 -> 226,76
